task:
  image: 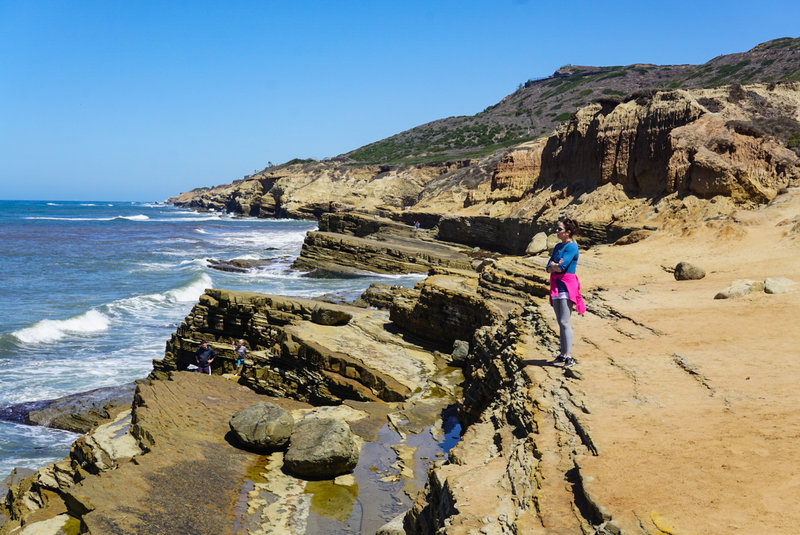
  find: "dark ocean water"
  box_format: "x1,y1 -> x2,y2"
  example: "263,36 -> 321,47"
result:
0,200 -> 424,475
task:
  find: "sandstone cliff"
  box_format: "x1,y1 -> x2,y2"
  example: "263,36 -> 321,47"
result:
170,83 -> 800,254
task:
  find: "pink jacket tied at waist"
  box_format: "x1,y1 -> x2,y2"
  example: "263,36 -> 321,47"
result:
549,273 -> 586,315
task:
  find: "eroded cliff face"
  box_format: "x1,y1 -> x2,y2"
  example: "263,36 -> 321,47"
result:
478,83 -> 800,208
170,84 -> 800,240
167,84 -> 800,260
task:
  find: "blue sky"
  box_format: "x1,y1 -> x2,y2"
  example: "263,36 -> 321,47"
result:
1,1 -> 798,201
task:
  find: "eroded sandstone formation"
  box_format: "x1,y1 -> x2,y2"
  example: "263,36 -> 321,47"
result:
169,83 -> 800,255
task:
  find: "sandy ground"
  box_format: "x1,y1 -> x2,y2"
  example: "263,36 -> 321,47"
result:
562,188 -> 800,534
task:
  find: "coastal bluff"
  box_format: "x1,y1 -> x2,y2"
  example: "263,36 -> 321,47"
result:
169,82 -> 800,253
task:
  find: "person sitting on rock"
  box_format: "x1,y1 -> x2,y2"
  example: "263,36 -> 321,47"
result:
233,339 -> 247,376
195,341 -> 216,375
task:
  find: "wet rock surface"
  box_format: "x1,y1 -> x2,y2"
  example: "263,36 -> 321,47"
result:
0,383 -> 136,433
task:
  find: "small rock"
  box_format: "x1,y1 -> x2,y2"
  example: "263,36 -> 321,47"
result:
614,229 -> 653,246
376,511 -> 407,535
310,306 -> 352,326
674,261 -> 705,280
229,402 -> 294,451
525,232 -> 548,255
714,279 -> 764,299
451,340 -> 469,365
764,276 -> 796,294
284,417 -> 359,479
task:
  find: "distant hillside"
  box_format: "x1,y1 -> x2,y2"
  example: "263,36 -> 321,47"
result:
341,36 -> 800,165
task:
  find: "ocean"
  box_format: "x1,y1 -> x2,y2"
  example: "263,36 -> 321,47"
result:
0,200 -> 425,477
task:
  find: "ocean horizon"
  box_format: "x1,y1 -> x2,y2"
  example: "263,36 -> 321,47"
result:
0,200 -> 425,476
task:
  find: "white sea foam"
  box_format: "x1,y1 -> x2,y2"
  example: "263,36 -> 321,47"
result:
25,216 -> 114,221
46,202 -> 60,206
80,203 -> 98,206
238,266 -> 305,280
194,228 -> 208,234
25,214 -> 151,222
178,259 -> 209,268
107,274 -> 213,319
215,229 -> 310,250
165,273 -> 213,302
135,262 -> 179,272
12,310 -> 111,344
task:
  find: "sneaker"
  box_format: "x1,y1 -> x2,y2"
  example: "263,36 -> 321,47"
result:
553,355 -> 565,363
563,357 -> 576,368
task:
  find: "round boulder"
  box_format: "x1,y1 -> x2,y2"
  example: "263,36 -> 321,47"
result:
229,402 -> 294,451
674,261 -> 706,281
284,417 -> 359,480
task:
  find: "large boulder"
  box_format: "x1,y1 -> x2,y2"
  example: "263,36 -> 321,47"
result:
674,261 -> 706,281
283,417 -> 359,480
229,402 -> 294,451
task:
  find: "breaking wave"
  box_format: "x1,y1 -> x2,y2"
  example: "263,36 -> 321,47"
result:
8,274 -> 212,346
11,310 -> 111,344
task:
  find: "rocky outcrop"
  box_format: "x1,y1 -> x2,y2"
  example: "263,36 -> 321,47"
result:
153,289 -> 457,404
292,229 -> 476,275
168,159 -> 474,220
389,274 -> 505,347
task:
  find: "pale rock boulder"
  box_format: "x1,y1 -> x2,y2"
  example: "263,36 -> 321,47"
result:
451,339 -> 469,365
525,232 -> 548,255
714,279 -> 765,299
546,233 -> 560,251
764,276 -> 796,294
376,512 -> 407,535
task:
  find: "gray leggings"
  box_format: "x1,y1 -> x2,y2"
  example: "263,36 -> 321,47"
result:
552,298 -> 573,356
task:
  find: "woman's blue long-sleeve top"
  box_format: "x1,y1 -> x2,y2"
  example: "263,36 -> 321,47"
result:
546,242 -> 579,274
547,241 -> 579,294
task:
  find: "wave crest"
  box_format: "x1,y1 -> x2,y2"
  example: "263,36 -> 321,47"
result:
12,310 -> 111,344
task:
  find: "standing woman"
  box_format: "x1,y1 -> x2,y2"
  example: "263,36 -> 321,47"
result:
546,218 -> 586,367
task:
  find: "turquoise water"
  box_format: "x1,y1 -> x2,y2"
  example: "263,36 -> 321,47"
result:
0,200 -> 425,476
